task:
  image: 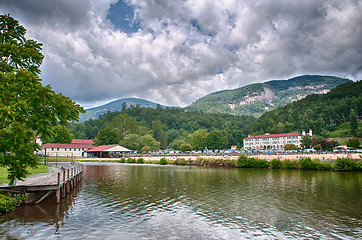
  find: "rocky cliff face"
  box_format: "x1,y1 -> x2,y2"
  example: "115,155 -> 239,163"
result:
186,75 -> 351,117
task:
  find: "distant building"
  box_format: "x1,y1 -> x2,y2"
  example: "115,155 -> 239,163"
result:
243,129 -> 312,150
41,139 -> 95,157
85,145 -> 133,158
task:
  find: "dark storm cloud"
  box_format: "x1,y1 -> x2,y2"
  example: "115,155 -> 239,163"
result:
0,0 -> 361,108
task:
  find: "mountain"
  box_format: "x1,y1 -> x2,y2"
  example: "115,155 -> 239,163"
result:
79,98 -> 177,122
185,75 -> 351,117
251,80 -> 362,137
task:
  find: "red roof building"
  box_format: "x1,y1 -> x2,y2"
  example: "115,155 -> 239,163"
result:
71,139 -> 94,145
85,145 -> 132,158
243,129 -> 312,150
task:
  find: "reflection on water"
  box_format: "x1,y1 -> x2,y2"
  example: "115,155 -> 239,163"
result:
0,163 -> 361,239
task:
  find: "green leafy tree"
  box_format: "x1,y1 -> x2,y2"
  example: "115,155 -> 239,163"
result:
47,125 -> 73,143
346,137 -> 360,148
180,143 -> 192,152
94,127 -> 118,146
301,135 -> 314,148
119,134 -> 143,151
191,129 -> 208,150
284,144 -> 297,150
0,15 -> 84,184
205,130 -> 228,149
141,134 -> 159,151
349,109 -> 358,136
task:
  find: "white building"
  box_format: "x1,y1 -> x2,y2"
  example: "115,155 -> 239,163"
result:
243,129 -> 312,150
41,139 -> 95,157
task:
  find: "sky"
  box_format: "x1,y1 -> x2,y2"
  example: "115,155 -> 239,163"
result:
1,0 -> 361,108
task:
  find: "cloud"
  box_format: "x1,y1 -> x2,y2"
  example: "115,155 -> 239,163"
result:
0,0 -> 361,108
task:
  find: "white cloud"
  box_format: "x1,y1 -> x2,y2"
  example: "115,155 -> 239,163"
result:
0,0 -> 361,108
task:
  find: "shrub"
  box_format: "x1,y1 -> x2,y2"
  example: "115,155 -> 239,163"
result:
299,157 -> 314,170
127,157 -> 136,163
159,157 -> 168,165
312,159 -> 332,170
334,158 -> 358,171
282,160 -> 293,169
0,192 -> 26,212
270,158 -> 282,169
236,155 -> 269,168
118,157 -> 125,163
176,158 -> 187,165
137,158 -> 144,164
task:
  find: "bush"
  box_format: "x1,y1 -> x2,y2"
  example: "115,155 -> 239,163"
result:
312,159 -> 332,170
0,192 -> 26,212
281,160 -> 293,169
270,158 -> 282,169
127,157 -> 136,163
176,158 -> 187,165
299,157 -> 314,170
118,157 -> 125,163
159,157 -> 168,165
236,155 -> 269,168
334,158 -> 358,171
137,158 -> 144,164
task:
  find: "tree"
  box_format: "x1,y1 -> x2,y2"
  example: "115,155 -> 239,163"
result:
94,127 -> 118,146
311,139 -> 333,151
47,125 -> 73,143
0,15 -> 84,184
350,109 -> 358,137
284,144 -> 297,150
191,129 -> 208,150
180,143 -> 192,152
119,134 -> 143,152
346,137 -> 360,148
301,135 -> 314,148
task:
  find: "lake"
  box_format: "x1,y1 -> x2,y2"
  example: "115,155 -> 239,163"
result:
0,163 -> 361,239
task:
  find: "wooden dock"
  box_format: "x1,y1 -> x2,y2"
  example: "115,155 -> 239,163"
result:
0,163 -> 83,204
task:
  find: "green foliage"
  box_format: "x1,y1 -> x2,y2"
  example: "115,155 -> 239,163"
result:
252,81 -> 362,137
46,125 -> 73,143
299,157 -> 314,170
118,157 -> 126,163
0,192 -> 26,212
136,158 -> 144,164
313,144 -> 321,150
236,155 -> 269,168
346,137 -> 360,148
175,158 -> 187,165
0,15 -> 84,184
349,109 -> 358,136
159,157 -> 168,165
284,144 -> 297,150
301,135 -> 314,148
127,157 -> 136,163
94,127 -> 118,146
311,139 -> 333,151
191,129 -> 208,150
334,158 -> 359,171
186,75 -> 350,117
270,158 -> 282,169
180,143 -> 192,152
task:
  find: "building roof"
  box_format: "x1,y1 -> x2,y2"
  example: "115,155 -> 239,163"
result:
71,139 -> 94,145
244,132 -> 302,140
85,145 -> 132,153
42,143 -> 94,149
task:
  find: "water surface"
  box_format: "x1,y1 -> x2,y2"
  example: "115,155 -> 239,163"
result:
1,163 -> 361,239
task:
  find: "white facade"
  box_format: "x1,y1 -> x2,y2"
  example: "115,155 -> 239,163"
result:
243,130 -> 312,150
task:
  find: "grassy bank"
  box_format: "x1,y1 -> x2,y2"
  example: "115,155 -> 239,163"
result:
0,165 -> 49,212
0,165 -> 50,185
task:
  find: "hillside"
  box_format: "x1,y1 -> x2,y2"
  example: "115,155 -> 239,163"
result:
251,81 -> 362,137
79,98 -> 177,122
186,75 -> 351,117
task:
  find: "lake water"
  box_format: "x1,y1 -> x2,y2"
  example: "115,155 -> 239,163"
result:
0,163 -> 361,239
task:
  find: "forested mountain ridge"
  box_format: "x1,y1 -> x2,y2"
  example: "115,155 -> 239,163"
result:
79,97 -> 178,122
186,75 -> 351,117
251,81 -> 362,137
